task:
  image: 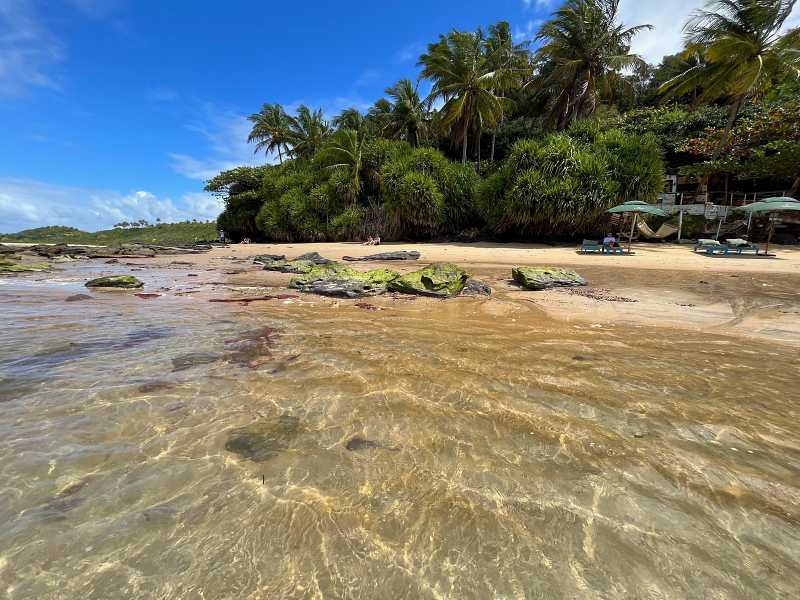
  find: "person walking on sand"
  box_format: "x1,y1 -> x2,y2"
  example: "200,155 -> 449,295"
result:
218,230 -> 226,243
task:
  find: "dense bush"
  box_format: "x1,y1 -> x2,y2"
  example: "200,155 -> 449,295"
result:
479,135 -> 618,237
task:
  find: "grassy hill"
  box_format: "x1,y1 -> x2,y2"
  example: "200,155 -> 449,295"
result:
0,222 -> 218,246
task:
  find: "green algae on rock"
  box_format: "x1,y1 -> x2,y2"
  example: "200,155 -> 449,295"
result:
290,262 -> 398,298
260,252 -> 334,274
0,259 -> 50,273
85,275 -> 144,289
511,266 -> 586,290
388,263 -> 470,297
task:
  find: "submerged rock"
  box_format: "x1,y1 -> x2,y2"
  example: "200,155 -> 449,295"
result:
461,279 -> 492,296
342,251 -> 421,262
85,275 -> 144,289
511,266 -> 586,291
388,263 -> 470,298
171,352 -> 220,372
224,415 -> 301,462
290,263 -> 398,298
345,436 -> 399,452
65,293 -> 93,302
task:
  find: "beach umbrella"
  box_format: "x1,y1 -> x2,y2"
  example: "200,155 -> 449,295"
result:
606,201 -> 668,252
736,197 -> 800,255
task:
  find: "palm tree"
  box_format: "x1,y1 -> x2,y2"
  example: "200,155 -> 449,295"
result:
533,0 -> 652,130
315,128 -> 365,202
419,30 -> 508,164
484,21 -> 530,160
286,105 -> 331,160
384,79 -> 429,147
660,0 -> 800,158
332,108 -> 366,132
247,103 -> 291,164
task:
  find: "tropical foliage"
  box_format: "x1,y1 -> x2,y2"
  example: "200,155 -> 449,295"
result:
211,0 -> 799,243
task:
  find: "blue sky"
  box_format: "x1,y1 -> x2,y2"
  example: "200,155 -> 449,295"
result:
2,0 -> 797,232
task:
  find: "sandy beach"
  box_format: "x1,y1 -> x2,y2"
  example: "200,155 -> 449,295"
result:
127,241 -> 800,346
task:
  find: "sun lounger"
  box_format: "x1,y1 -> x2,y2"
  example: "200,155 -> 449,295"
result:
580,239 -> 602,253
603,244 -> 625,254
723,238 -> 760,255
693,239 -> 722,252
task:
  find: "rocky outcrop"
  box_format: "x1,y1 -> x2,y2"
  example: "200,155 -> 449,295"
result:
84,275 -> 144,289
0,259 -> 49,273
252,253 -> 286,264
511,266 -> 586,290
25,243 -> 211,259
290,263 -> 398,298
342,251 -> 421,262
260,252 -> 335,274
388,263 -> 470,298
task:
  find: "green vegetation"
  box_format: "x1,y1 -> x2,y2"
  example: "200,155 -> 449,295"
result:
0,222 -> 217,245
209,0 -> 799,242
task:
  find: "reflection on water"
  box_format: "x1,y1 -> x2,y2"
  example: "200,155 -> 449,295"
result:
1,267 -> 799,599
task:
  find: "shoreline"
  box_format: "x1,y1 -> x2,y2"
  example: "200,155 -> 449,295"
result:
125,241 -> 800,347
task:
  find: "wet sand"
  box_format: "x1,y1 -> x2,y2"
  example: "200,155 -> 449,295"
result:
132,241 -> 800,346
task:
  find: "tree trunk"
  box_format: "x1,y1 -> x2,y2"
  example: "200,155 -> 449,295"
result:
461,119 -> 469,165
789,174 -> 800,197
713,95 -> 745,161
477,126 -> 481,165
490,131 -> 496,162
278,146 -> 283,165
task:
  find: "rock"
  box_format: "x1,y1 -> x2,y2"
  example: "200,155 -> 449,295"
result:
388,263 -> 470,298
345,436 -> 398,452
294,252 -> 333,264
511,266 -> 586,291
85,275 -> 144,289
171,352 -> 220,372
252,253 -> 286,264
355,302 -> 382,311
345,437 -> 382,451
0,259 -> 50,273
0,244 -> 19,254
261,258 -> 315,273
135,293 -> 162,299
342,251 -> 421,262
224,415 -> 301,462
65,294 -> 93,302
461,279 -> 492,296
290,263 -> 398,298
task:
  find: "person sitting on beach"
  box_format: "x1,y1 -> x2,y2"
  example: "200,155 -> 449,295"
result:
374,235 -> 381,246
362,236 -> 375,246
602,233 -> 619,247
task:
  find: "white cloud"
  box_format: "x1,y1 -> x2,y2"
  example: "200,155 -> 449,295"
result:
169,104 -> 272,182
619,0 -> 800,64
0,0 -> 64,96
0,177 -> 222,233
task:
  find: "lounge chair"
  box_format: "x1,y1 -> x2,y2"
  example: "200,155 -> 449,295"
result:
580,239 -> 602,253
723,238 -> 760,255
692,238 -> 724,252
603,244 -> 625,254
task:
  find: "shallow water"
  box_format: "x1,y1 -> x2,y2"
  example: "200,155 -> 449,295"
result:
1,265 -> 799,599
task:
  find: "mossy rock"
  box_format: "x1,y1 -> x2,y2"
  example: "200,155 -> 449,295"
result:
290,262 -> 399,297
85,275 -> 144,289
388,263 -> 470,297
224,415 -> 301,462
512,266 -> 586,290
0,259 -> 50,273
261,252 -> 334,274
